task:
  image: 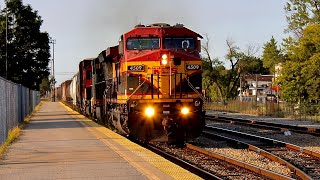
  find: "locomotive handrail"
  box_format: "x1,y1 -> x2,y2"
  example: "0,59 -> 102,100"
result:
186,78 -> 206,102
95,81 -> 106,85
125,79 -> 147,102
103,82 -> 112,96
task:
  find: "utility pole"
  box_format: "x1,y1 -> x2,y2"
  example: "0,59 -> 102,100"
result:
239,77 -> 242,102
238,68 -> 242,102
5,5 -> 8,79
255,74 -> 258,104
50,38 -> 56,102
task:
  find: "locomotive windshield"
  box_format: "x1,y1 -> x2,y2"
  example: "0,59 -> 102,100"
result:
126,38 -> 160,50
164,37 -> 195,50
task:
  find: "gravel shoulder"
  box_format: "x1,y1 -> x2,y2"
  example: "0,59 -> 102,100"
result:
206,110 -> 320,128
206,110 -> 320,153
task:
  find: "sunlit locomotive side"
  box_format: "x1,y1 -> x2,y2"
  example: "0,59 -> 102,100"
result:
78,58 -> 98,115
87,23 -> 205,142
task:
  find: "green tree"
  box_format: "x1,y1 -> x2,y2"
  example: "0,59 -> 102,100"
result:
285,0 -> 320,37
279,24 -> 320,102
201,34 -> 224,101
202,36 -> 266,102
0,0 -> 50,90
238,52 -> 269,75
39,77 -> 51,96
262,36 -> 284,73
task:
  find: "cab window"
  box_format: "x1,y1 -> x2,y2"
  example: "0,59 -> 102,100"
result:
164,37 -> 195,49
126,38 -> 160,50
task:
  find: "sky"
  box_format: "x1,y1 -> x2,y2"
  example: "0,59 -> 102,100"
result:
1,0 -> 288,85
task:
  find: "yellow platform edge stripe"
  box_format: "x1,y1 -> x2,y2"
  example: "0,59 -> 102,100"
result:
59,102 -> 201,180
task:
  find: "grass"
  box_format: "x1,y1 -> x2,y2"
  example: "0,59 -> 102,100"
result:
206,101 -> 260,115
206,100 -> 320,121
0,101 -> 43,158
0,126 -> 21,157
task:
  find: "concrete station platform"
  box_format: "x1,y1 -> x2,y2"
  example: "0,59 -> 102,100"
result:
0,101 -> 200,180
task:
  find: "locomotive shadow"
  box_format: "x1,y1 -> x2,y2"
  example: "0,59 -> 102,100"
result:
35,111 -> 70,114
33,113 -> 73,117
31,117 -> 79,121
27,118 -> 100,129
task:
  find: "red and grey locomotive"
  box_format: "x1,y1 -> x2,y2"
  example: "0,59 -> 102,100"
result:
67,23 -> 205,142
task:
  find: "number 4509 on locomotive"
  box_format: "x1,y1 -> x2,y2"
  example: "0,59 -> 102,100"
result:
81,23 -> 205,142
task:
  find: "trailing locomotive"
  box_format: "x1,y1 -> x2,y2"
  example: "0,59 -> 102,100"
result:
62,23 -> 205,142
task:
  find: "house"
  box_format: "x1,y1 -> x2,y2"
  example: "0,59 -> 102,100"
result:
239,74 -> 276,102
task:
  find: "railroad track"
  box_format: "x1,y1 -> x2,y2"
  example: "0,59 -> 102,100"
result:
148,142 -> 282,179
145,143 -> 221,179
204,125 -> 320,180
205,115 -> 320,136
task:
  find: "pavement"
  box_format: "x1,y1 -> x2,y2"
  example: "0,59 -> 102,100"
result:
0,102 -> 198,180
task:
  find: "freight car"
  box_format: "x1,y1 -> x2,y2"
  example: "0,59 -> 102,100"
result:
61,80 -> 71,102
69,73 -> 79,109
61,23 -> 206,143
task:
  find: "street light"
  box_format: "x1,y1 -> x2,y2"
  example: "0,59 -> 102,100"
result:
49,37 -> 56,102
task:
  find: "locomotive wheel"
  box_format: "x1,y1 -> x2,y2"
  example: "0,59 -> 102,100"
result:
167,122 -> 185,147
127,114 -> 152,142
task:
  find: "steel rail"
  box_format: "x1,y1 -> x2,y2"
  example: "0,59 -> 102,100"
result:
186,143 -> 295,180
205,125 -> 320,158
204,125 -> 320,180
206,115 -> 320,136
145,143 -> 222,180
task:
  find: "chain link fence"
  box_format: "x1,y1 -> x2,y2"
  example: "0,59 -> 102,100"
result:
0,77 -> 39,145
206,100 -> 320,122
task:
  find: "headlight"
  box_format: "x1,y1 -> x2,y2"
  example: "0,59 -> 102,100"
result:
181,107 -> 189,115
161,54 -> 168,65
162,54 -> 168,60
194,100 -> 201,106
161,59 -> 168,65
145,107 -> 155,117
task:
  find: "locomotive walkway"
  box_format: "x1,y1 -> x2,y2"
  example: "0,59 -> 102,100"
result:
0,101 -> 199,180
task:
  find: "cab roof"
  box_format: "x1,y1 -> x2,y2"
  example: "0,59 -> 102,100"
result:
125,23 -> 203,39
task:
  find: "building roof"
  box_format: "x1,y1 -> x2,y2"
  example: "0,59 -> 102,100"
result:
244,75 -> 273,82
